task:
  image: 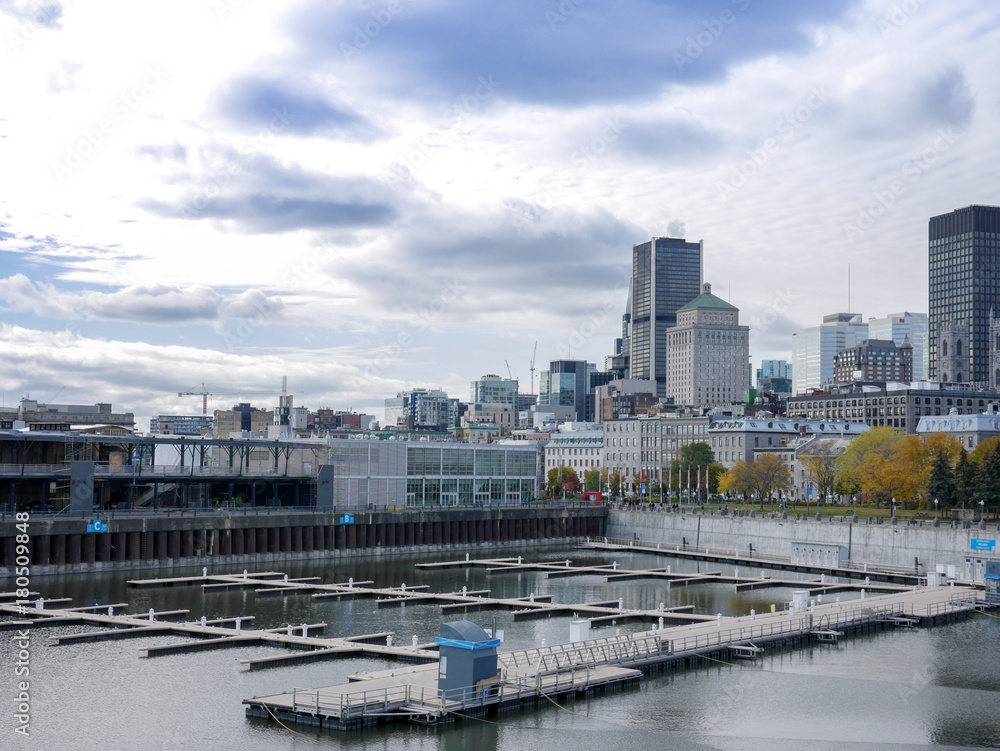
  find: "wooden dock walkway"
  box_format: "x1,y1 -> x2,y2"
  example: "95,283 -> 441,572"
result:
245,584 -> 984,732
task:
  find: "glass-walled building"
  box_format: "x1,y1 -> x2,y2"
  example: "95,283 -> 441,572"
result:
211,437 -> 540,507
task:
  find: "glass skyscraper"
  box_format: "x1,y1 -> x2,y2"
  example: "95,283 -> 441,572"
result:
625,237 -> 703,397
928,205 -> 1000,383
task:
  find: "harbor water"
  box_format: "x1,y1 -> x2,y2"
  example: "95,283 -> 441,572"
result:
2,547 -> 998,750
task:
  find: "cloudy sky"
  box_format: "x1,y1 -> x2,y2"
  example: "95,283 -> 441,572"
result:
0,0 -> 997,428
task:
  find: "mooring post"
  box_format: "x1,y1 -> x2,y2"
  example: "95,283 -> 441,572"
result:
529,592 -> 535,603
618,598 -> 624,610
235,617 -> 242,632
243,570 -> 248,580
462,586 -> 467,596
386,635 -> 393,648
658,601 -> 664,612
284,574 -> 288,583
36,597 -> 44,611
658,616 -> 664,630
201,616 -> 207,629
286,624 -> 293,637
348,577 -> 354,588
401,583 -> 406,592
108,606 -> 114,617
466,553 -> 470,561
412,635 -> 418,649
301,623 -> 308,637
149,608 -> 155,622
203,567 -> 207,577
717,613 -> 722,626
750,608 -> 755,620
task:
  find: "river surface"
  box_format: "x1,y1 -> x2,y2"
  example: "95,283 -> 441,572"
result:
1,547 -> 998,750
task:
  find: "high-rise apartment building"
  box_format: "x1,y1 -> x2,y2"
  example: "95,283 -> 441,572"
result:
624,236 -> 703,397
664,283 -> 750,407
791,313 -> 868,394
929,205 -> 1000,383
867,312 -> 929,381
832,339 -> 913,383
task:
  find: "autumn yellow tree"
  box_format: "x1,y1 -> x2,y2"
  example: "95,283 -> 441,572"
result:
718,460 -> 752,501
746,454 -> 792,508
802,454 -> 838,502
836,426 -> 902,503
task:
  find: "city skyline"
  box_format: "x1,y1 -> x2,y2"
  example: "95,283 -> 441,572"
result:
1,1 -> 999,427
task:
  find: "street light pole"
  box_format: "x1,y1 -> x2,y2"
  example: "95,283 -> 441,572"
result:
891,497 -> 896,520
934,498 -> 939,521
980,499 -> 985,522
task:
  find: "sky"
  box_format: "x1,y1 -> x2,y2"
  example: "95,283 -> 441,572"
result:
1,0 -> 998,429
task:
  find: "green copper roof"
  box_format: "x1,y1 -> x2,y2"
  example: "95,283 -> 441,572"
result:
677,288 -> 738,312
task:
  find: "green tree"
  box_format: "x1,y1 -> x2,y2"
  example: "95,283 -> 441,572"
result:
584,468 -> 601,492
926,449 -> 956,509
973,443 -> 1000,518
678,442 -> 715,474
954,449 -> 976,509
707,462 -> 725,494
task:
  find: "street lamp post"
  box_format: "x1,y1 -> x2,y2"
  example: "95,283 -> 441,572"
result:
980,499 -> 985,522
934,498 -> 939,521
891,497 -> 896,520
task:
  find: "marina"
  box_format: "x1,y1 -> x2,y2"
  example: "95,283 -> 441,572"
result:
244,583 -> 984,731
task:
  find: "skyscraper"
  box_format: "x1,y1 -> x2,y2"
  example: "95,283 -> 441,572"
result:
538,360 -> 590,422
624,236 -> 703,397
791,313 -> 868,394
929,205 -> 1000,383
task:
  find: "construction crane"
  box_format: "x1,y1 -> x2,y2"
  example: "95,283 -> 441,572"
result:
529,340 -> 538,395
504,360 -> 515,381
178,382 -> 290,415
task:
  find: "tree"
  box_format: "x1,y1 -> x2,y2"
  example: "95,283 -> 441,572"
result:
546,465 -> 579,494
718,460 -> 752,502
926,449 -> 956,509
973,443 -> 1000,518
802,454 -> 838,502
707,463 -> 725,494
836,426 -> 902,503
954,449 -> 976,509
583,468 -> 601,492
746,454 -> 792,508
677,442 -> 715,475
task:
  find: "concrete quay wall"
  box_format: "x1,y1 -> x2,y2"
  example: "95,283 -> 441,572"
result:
607,509 -> 999,571
1,505 -> 607,577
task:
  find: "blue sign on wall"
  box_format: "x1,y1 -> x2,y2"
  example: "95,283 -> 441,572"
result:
86,520 -> 108,533
339,514 -> 355,524
971,538 -> 995,552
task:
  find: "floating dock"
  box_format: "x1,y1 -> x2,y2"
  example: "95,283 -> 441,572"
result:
245,585 -> 984,731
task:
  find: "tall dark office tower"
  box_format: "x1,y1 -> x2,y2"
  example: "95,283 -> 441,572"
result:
928,205 -> 1000,383
624,237 -> 703,397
